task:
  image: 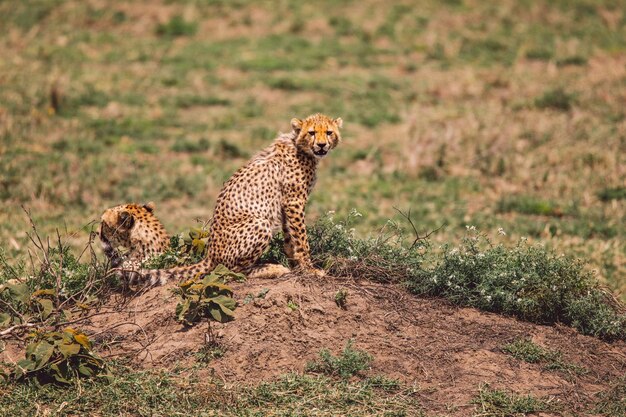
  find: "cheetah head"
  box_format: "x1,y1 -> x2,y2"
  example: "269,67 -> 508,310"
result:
291,113 -> 343,159
98,202 -> 156,251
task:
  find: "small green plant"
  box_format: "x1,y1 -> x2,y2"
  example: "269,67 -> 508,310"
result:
472,384 -> 549,416
502,339 -> 586,374
365,375 -> 401,392
305,340 -> 372,379
243,288 -> 270,305
174,265 -> 240,326
11,328 -> 111,385
156,15 -> 198,37
286,300 -> 298,311
194,344 -> 226,364
335,289 -> 348,309
534,87 -> 575,111
595,376 -> 626,416
144,227 -> 211,269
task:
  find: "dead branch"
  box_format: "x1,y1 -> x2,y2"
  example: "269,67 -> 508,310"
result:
0,322 -> 37,338
393,206 -> 445,249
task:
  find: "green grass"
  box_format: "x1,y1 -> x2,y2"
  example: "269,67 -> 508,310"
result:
1,2 -> 624,306
534,88 -> 576,111
496,195 -> 567,217
0,363 -> 423,416
502,339 -> 586,374
156,15 -> 198,37
598,186 -> 626,202
471,384 -> 550,417
305,340 -> 373,379
595,377 -> 626,417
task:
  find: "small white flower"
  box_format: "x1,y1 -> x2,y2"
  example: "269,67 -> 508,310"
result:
485,295 -> 492,302
498,227 -> 506,236
466,225 -> 476,231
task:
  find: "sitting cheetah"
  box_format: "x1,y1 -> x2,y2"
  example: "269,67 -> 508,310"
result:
132,113 -> 343,286
99,202 -> 170,270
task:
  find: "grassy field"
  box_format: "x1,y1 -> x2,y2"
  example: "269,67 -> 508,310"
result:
1,0 -> 624,299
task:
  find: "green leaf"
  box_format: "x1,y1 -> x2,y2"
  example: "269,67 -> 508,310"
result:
209,307 -> 223,322
37,299 -> 54,320
32,341 -> 55,370
0,313 -> 12,328
212,295 -> 237,311
16,358 -> 36,372
59,342 -> 81,358
50,363 -> 71,384
78,364 -> 94,377
4,282 -> 30,304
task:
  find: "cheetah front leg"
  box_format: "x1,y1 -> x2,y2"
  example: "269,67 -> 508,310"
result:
282,201 -> 325,277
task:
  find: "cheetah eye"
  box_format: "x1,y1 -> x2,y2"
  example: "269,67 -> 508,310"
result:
326,131 -> 333,136
308,131 -> 315,136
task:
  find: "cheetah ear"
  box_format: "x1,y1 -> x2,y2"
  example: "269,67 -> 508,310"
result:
118,211 -> 135,230
143,201 -> 156,212
291,118 -> 303,134
334,117 -> 343,129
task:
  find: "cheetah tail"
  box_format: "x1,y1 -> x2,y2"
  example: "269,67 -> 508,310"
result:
122,258 -> 214,287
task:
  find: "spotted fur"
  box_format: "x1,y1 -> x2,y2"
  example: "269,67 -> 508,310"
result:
137,113 -> 343,286
99,202 -> 170,271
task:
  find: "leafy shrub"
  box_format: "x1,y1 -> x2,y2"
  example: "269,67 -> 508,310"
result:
409,233 -> 626,341
143,228 -> 209,269
305,340 -> 372,379
174,265 -> 241,326
0,243 -> 107,329
11,328 -> 111,385
264,209 -> 428,284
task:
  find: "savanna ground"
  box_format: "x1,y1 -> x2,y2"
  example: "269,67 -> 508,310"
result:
0,0 -> 625,415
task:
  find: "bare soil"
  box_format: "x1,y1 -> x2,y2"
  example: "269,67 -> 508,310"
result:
61,274 -> 626,416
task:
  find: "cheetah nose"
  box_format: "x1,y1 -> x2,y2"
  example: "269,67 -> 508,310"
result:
319,143 -> 328,150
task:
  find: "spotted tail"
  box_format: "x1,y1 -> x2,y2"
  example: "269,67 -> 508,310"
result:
122,257 -> 214,287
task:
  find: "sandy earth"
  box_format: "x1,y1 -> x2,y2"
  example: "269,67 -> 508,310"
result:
24,274 -> 617,415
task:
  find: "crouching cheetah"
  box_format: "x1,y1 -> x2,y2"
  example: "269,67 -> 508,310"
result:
131,113 -> 343,286
99,202 -> 170,270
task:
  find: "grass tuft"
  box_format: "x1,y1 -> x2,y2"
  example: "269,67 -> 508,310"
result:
534,88 -> 575,111
305,340 -> 373,379
472,384 -> 550,416
496,195 -> 566,217
595,376 -> 626,417
156,15 -> 198,37
598,186 -> 626,202
502,339 -> 586,374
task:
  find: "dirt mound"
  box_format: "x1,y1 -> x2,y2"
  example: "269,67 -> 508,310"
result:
73,274 -> 625,415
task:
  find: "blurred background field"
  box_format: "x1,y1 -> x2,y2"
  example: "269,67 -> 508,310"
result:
0,0 -> 624,298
